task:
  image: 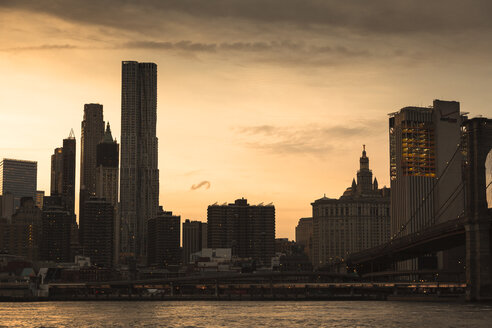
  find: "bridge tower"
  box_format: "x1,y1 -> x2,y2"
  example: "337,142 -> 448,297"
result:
463,118 -> 492,301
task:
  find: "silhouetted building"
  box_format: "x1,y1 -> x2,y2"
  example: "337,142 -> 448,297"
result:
82,198 -> 114,268
80,104 -> 105,242
389,99 -> 466,271
120,61 -> 159,263
41,196 -> 75,262
207,198 -> 275,266
35,190 -> 44,210
147,209 -> 180,267
182,220 -> 207,264
0,158 -> 37,210
50,131 -> 76,214
295,217 -> 313,261
9,197 -> 42,260
0,192 -> 14,223
95,122 -> 119,266
312,147 -> 390,267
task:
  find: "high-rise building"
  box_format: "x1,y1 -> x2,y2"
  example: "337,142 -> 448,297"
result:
389,99 -> 465,271
82,198 -> 114,268
0,158 -> 37,210
182,220 -> 207,264
147,209 -> 180,267
80,104 -> 105,234
120,61 -> 159,263
95,122 -> 119,266
0,192 -> 14,223
312,147 -> 390,267
41,196 -> 75,262
35,191 -> 44,210
207,198 -> 275,266
50,131 -> 76,214
10,197 -> 42,261
295,217 -> 313,261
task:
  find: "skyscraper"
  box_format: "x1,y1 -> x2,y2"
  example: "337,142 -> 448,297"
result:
80,103 -> 105,229
207,198 -> 275,266
95,122 -> 119,265
389,99 -> 465,271
147,209 -> 180,267
182,220 -> 207,264
0,158 -> 37,210
50,131 -> 76,214
120,61 -> 159,263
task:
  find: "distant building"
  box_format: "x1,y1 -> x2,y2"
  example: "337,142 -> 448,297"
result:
95,122 -> 119,266
0,192 -> 14,223
147,209 -> 181,267
82,198 -> 114,268
389,100 -> 466,271
120,61 -> 159,264
182,220 -> 207,264
80,103 -> 105,231
40,196 -> 75,262
207,198 -> 275,266
295,217 -> 313,261
35,191 -> 44,210
0,158 -> 37,209
9,197 -> 42,261
312,147 -> 390,267
50,131 -> 76,214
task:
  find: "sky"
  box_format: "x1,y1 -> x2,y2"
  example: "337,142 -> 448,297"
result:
1,1 -> 492,240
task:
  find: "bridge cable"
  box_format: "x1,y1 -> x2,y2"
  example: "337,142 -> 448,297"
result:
391,143 -> 463,240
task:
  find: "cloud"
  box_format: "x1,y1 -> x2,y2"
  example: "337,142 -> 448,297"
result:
236,121 -> 383,156
191,180 -> 211,190
0,44 -> 78,52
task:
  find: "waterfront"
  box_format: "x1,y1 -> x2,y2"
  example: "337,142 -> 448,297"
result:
0,301 -> 491,327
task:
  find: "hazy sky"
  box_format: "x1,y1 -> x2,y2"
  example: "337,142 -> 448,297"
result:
1,1 -> 492,239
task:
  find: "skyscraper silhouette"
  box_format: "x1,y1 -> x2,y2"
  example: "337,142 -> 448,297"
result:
120,61 -> 159,264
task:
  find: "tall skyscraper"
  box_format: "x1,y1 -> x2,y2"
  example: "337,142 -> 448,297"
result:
120,61 -> 159,263
207,198 -> 275,266
80,103 -> 105,230
0,158 -> 37,210
95,122 -> 119,265
389,99 -> 465,271
50,131 -> 76,214
311,147 -> 390,267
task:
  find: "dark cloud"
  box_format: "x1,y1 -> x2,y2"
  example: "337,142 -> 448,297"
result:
2,1 -> 492,36
191,180 -> 211,190
236,121 -> 383,156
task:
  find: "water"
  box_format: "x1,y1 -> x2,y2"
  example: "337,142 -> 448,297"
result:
0,301 -> 491,327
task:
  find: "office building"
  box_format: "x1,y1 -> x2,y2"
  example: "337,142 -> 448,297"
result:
35,190 -> 44,210
295,217 -> 313,261
147,209 -> 180,267
389,99 -> 465,271
82,198 -> 114,268
182,220 -> 207,264
312,147 -> 390,267
80,103 -> 105,234
8,197 -> 42,261
50,131 -> 76,213
0,192 -> 14,223
95,122 -> 119,265
0,158 -> 37,210
120,61 -> 159,263
207,198 -> 275,266
41,196 -> 75,262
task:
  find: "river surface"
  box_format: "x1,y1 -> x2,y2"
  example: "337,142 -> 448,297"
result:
1,301 -> 491,327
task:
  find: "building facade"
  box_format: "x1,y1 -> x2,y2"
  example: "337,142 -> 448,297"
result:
82,198 -> 114,268
147,209 -> 180,267
182,220 -> 207,264
389,99 -> 465,271
0,158 -> 37,210
120,61 -> 159,263
295,217 -> 313,261
50,131 -> 76,214
207,198 -> 275,266
312,147 -> 390,267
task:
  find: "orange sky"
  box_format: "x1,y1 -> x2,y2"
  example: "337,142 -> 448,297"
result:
1,2 -> 492,239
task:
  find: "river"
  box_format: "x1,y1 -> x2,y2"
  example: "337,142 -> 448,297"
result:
1,301 -> 491,327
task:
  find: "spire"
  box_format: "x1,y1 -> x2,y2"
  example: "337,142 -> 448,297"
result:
102,122 -> 114,143
362,144 -> 367,158
373,177 -> 378,190
68,128 -> 75,140
352,178 -> 357,189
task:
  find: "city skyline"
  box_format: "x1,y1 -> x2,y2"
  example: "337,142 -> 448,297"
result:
2,2 -> 492,240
